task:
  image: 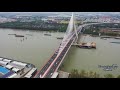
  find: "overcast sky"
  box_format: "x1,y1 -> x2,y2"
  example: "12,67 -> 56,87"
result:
0,12 -> 119,14
0,12 -> 119,16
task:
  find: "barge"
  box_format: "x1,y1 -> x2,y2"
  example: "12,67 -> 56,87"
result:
57,37 -> 63,39
44,34 -> 51,36
110,42 -> 120,44
8,34 -> 24,37
15,34 -> 24,37
114,37 -> 120,39
74,42 -> 96,49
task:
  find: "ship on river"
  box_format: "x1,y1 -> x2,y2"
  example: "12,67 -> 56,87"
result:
44,33 -> 51,36
8,34 -> 24,37
73,42 -> 96,49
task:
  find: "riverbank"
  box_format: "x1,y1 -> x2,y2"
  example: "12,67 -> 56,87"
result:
0,27 -> 66,32
69,69 -> 120,78
0,21 -> 67,32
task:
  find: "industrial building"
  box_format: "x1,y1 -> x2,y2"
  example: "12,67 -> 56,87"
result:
0,57 -> 37,78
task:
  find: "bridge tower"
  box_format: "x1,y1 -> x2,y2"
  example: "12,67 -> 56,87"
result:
73,13 -> 80,44
73,12 -> 78,41
63,12 -> 79,42
57,12 -> 80,55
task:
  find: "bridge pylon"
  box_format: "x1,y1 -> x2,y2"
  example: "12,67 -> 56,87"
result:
72,12 -> 79,44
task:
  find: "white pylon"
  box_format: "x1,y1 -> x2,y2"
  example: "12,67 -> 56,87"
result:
58,12 -> 79,54
72,12 -> 78,40
64,12 -> 78,40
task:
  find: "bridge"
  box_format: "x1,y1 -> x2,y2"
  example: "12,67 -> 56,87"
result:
34,13 -> 101,78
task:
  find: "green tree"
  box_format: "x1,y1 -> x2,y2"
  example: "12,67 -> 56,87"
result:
88,71 -> 93,78
70,69 -> 80,78
104,74 -> 114,78
80,70 -> 87,78
93,72 -> 100,78
117,75 -> 120,78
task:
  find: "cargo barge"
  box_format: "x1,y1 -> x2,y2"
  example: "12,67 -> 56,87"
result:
15,34 -> 24,37
110,42 -> 120,44
73,42 -> 96,49
56,37 -> 63,39
0,57 -> 37,78
114,37 -> 120,39
8,34 -> 24,37
44,34 -> 51,36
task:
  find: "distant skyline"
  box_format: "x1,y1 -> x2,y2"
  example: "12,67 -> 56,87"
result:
0,12 -> 120,14
0,12 -> 120,17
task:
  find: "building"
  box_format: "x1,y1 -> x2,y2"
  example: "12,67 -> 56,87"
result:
100,28 -> 120,33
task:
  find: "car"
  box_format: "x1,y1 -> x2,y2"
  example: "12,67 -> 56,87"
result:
50,73 -> 53,75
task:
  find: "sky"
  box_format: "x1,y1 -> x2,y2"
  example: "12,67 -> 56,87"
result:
0,12 -> 120,17
0,12 -> 120,14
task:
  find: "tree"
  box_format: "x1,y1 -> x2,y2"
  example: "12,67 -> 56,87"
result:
104,74 -> 114,78
117,75 -> 120,78
88,71 -> 94,78
69,69 -> 110,78
80,70 -> 87,78
70,69 -> 80,78
93,72 -> 100,78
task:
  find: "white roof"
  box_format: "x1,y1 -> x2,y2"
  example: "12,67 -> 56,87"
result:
8,73 -> 17,78
5,65 -> 13,69
12,61 -> 27,67
51,72 -> 58,78
9,63 -> 24,70
24,74 -> 32,78
26,68 -> 37,76
12,68 -> 20,72
3,59 -> 12,62
0,61 -> 8,65
0,58 -> 3,60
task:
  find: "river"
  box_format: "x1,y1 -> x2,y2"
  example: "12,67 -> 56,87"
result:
63,35 -> 120,77
0,28 -> 63,69
0,28 -> 120,77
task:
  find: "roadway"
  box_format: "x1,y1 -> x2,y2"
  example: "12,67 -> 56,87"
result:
34,49 -> 59,78
44,36 -> 76,78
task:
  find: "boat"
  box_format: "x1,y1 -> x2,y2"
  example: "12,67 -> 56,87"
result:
110,42 -> 120,44
26,34 -> 33,36
102,38 -> 107,40
114,37 -> 120,39
78,42 -> 96,49
57,37 -> 63,39
8,34 -> 16,35
15,34 -> 24,37
100,36 -> 112,39
103,68 -> 112,71
44,34 -> 51,36
8,34 -> 24,37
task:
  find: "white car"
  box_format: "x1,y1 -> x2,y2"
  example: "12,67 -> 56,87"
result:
50,73 -> 53,75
